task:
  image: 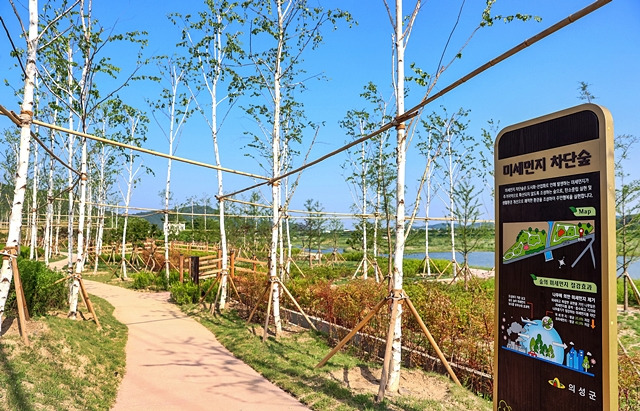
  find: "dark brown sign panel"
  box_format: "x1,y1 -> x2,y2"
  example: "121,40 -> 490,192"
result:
494,104 -> 616,410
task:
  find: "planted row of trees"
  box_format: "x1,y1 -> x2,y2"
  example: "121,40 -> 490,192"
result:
3,0 -> 635,401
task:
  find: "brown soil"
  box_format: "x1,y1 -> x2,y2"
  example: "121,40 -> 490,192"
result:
0,316 -> 49,339
329,365 -> 450,400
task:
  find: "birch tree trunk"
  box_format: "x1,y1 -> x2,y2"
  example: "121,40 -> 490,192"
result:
386,0 -> 407,393
163,157 -> 172,281
360,140 -> 368,279
121,149 -> 136,280
84,184 -> 92,268
0,0 -> 38,331
65,43 -> 79,317
94,145 -> 107,273
213,97 -> 229,310
29,137 -> 39,260
44,110 -> 58,265
267,1 -> 285,337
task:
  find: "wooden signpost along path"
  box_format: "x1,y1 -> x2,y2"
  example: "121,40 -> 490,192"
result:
494,104 -> 616,410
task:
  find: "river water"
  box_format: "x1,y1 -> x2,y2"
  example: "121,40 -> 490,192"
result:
307,247 -> 640,279
404,251 -> 640,279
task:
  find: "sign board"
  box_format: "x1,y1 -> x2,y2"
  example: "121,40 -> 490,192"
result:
493,104 -> 616,410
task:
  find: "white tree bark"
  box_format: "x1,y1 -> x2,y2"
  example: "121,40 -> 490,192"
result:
43,109 -> 58,265
65,43 -> 79,317
267,0 -> 286,337
29,136 -> 39,260
84,183 -> 92,268
121,148 -> 137,280
361,141 -> 368,279
0,0 -> 39,331
387,0 -> 407,393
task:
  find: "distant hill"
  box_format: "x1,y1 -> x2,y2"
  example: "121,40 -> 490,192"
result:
132,205 -> 218,229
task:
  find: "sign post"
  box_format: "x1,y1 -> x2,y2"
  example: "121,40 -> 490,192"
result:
494,104 -> 616,410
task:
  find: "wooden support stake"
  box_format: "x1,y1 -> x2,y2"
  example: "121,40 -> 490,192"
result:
624,271 -> 640,305
289,258 -> 306,278
199,276 -> 219,305
278,279 -> 317,331
351,258 -> 364,280
405,296 -> 460,386
316,296 -> 388,368
8,255 -> 29,345
179,254 -> 184,283
228,275 -> 242,303
377,295 -> 400,402
262,281 -> 274,343
211,276 -> 224,314
247,282 -> 272,324
78,277 -> 101,330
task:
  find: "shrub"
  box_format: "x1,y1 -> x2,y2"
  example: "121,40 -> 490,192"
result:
170,281 -> 200,305
169,278 -> 217,306
617,277 -> 640,306
12,259 -> 66,316
342,251 -> 363,262
131,272 -> 154,289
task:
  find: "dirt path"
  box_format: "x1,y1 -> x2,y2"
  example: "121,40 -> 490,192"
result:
83,280 -> 307,410
47,256 -> 305,410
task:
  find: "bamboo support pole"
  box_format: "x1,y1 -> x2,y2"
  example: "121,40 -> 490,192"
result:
289,258 -> 306,278
247,282 -> 272,324
405,296 -> 460,386
228,275 -> 242,303
624,271 -> 640,305
7,254 -> 29,345
316,296 -> 388,368
25,118 -> 268,181
279,280 -> 317,331
78,277 -> 101,330
200,276 -> 219,305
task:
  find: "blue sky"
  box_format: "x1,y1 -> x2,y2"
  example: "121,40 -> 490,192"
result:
1,0 -> 638,223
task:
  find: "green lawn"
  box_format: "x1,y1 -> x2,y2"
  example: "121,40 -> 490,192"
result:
189,307 -> 491,411
0,297 -> 127,410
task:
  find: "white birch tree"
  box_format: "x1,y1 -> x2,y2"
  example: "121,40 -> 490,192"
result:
151,57 -> 192,283
171,1 -> 243,310
244,0 -> 351,337
0,0 -> 77,330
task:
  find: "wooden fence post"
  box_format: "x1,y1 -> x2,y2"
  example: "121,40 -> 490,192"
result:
179,254 -> 184,283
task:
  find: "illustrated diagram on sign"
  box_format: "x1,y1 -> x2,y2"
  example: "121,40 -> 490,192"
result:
502,220 -> 595,268
500,314 -> 595,377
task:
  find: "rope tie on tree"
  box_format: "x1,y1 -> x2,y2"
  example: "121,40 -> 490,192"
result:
19,110 -> 33,126
387,289 -> 407,301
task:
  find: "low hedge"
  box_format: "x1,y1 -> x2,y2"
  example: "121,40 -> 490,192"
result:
7,259 -> 67,317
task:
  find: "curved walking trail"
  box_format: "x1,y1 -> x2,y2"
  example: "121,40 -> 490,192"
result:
83,280 -> 307,410
47,257 -> 305,410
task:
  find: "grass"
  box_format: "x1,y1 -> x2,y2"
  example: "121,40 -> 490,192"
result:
187,307 -> 491,411
0,296 -> 127,410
